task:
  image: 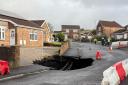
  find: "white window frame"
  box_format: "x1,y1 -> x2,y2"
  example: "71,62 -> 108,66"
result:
0,26 -> 5,40
30,32 -> 38,41
66,29 -> 69,33
98,27 -> 101,31
73,29 -> 78,32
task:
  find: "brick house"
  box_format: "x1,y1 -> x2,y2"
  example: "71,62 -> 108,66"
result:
32,20 -> 53,42
96,20 -> 123,37
61,25 -> 80,40
0,14 -> 46,66
0,14 -> 44,47
113,25 -> 128,40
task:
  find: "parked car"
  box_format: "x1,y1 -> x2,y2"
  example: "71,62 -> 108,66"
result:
0,60 -> 10,75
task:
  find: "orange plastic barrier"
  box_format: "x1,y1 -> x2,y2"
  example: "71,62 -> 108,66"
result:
96,50 -> 102,60
0,60 -> 10,75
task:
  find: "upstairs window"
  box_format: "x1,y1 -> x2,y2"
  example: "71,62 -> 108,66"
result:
0,27 -> 5,40
66,29 -> 69,33
73,29 -> 78,32
98,27 -> 101,31
30,32 -> 38,41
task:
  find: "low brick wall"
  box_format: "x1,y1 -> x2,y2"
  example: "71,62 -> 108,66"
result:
0,46 -> 61,68
20,47 -> 43,66
59,41 -> 70,56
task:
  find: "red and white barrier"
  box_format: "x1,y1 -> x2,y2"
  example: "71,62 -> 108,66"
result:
112,41 -> 128,48
102,66 -> 120,85
101,59 -> 128,85
113,61 -> 126,81
122,59 -> 128,76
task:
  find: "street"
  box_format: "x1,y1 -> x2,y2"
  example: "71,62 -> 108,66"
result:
0,42 -> 128,85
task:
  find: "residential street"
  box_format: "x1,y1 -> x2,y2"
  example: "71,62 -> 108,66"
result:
0,42 -> 128,85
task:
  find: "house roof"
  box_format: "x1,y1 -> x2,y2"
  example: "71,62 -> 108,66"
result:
62,25 -> 80,29
31,20 -> 45,26
81,31 -> 94,36
98,20 -> 122,28
124,25 -> 128,28
0,14 -> 41,28
54,31 -> 62,33
113,29 -> 127,34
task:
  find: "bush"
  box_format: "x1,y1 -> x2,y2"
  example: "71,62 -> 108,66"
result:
92,36 -> 102,41
44,42 -> 62,47
111,37 -> 116,42
56,33 -> 65,42
81,38 -> 90,42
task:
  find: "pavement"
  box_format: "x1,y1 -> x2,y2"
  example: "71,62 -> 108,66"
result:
0,64 -> 50,81
0,42 -> 128,85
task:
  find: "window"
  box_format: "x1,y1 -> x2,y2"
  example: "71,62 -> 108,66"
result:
73,29 -> 78,32
11,31 -> 15,38
0,27 -> 5,40
30,32 -> 38,41
66,29 -> 69,33
98,27 -> 101,31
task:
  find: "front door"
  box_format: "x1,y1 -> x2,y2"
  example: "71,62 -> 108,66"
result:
10,29 -> 15,46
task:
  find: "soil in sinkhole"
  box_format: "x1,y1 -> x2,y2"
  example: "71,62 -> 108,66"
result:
33,55 -> 94,70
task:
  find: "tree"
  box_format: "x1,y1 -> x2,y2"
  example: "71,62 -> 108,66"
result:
53,34 -> 58,41
48,22 -> 54,32
91,29 -> 96,35
56,32 -> 65,42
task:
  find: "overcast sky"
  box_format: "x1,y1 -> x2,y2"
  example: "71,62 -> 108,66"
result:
0,0 -> 128,30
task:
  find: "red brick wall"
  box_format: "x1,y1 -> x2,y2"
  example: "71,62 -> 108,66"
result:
16,27 -> 43,48
97,25 -> 121,37
62,29 -> 80,40
0,20 -> 43,47
0,21 -> 10,46
103,27 -> 121,37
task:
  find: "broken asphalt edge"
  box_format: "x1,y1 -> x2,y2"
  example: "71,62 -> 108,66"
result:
0,69 -> 49,82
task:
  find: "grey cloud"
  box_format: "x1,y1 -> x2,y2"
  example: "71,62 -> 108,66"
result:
0,0 -> 128,30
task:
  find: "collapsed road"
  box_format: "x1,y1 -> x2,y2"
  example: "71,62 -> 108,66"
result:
34,55 -> 94,71
0,42 -> 128,85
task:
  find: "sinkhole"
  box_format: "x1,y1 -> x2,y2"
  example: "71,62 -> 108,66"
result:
33,55 -> 94,71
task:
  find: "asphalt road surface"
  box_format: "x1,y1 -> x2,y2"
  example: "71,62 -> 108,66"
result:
0,42 -> 128,85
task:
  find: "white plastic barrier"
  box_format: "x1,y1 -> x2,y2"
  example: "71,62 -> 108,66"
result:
102,59 -> 128,85
122,59 -> 128,76
112,41 -> 128,48
102,66 -> 120,85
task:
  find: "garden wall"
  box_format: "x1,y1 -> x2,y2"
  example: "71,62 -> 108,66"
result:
59,41 -> 70,56
19,47 -> 43,66
0,46 -> 20,68
0,46 -> 44,68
